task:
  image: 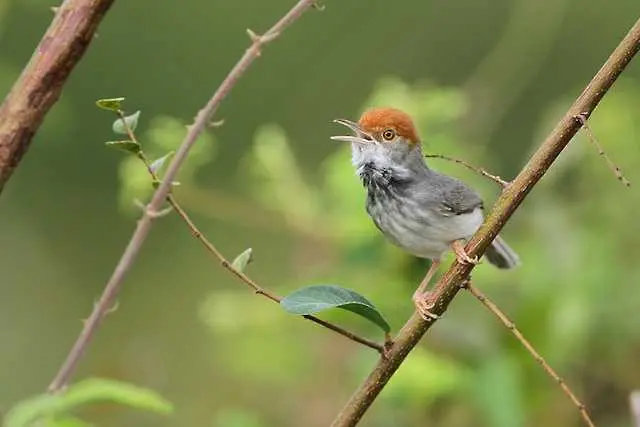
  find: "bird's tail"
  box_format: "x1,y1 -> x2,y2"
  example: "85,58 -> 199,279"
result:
485,235 -> 520,269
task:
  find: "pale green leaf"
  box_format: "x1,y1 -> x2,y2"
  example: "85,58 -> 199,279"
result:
95,97 -> 125,112
231,248 -> 253,273
4,378 -> 172,427
149,151 -> 175,175
105,140 -> 141,154
112,110 -> 141,134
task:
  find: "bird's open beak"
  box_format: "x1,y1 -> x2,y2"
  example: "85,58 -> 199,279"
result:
330,119 -> 372,144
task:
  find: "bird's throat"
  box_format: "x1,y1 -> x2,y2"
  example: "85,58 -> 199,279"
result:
358,161 -> 410,195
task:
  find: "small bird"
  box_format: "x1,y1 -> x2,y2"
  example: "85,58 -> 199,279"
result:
331,107 -> 519,320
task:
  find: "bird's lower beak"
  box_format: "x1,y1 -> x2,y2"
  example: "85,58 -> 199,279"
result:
330,119 -> 372,144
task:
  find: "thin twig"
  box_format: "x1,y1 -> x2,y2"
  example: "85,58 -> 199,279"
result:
463,281 -> 595,427
574,113 -> 631,187
330,17 -> 640,427
115,111 -> 383,353
425,153 -> 510,187
47,0 -> 322,394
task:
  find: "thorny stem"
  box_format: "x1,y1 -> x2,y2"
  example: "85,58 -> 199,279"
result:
47,0 -> 325,394
574,113 -> 631,187
463,281 -> 595,427
425,153 -> 510,187
330,16 -> 640,427
117,112 -> 383,353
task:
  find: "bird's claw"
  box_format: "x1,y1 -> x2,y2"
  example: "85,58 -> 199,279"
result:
451,240 -> 480,265
413,294 -> 440,321
456,252 -> 480,265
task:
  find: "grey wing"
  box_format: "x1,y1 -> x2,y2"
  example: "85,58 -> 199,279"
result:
438,175 -> 484,215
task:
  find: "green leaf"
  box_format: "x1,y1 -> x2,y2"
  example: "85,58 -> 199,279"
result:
149,151 -> 175,175
105,140 -> 141,154
96,97 -> 125,112
280,285 -> 390,333
113,110 -> 141,134
151,179 -> 181,189
4,378 -> 172,427
231,248 -> 253,273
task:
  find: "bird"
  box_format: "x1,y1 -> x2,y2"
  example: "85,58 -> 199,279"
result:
330,107 -> 520,320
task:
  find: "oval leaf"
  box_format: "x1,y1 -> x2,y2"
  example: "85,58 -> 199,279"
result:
280,285 -> 390,333
105,140 -> 141,154
231,248 -> 253,272
113,110 -> 141,134
149,151 -> 175,175
96,97 -> 125,112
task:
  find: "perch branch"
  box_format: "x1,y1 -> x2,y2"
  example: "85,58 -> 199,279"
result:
115,112 -> 383,353
0,0 -> 114,194
464,281 -> 594,427
47,0 -> 322,393
330,16 -> 640,427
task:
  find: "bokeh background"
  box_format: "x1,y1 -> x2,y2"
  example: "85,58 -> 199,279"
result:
1,0 -> 640,426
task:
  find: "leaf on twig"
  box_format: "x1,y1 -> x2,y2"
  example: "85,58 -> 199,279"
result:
95,97 -> 125,112
113,110 -> 141,134
281,285 -> 390,333
105,140 -> 141,154
4,378 -> 172,427
151,179 -> 181,189
231,248 -> 253,273
149,151 -> 175,175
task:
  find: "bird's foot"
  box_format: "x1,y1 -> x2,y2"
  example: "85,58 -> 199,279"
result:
451,240 -> 480,265
412,291 -> 440,321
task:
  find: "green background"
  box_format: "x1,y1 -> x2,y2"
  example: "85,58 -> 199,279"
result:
1,0 -> 640,426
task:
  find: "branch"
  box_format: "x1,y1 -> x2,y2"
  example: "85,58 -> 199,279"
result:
330,16 -> 640,427
167,197 -> 383,352
47,0 -> 321,393
574,113 -> 631,187
118,113 -> 383,353
0,0 -> 114,194
464,281 -> 594,427
424,153 -> 510,187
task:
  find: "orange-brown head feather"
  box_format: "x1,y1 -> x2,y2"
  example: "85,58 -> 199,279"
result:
358,107 -> 420,144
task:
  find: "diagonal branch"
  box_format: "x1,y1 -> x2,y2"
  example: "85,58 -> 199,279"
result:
330,16 -> 640,427
47,0 -> 322,393
0,0 -> 114,194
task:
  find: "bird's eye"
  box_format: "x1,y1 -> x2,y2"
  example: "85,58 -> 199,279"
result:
382,129 -> 396,141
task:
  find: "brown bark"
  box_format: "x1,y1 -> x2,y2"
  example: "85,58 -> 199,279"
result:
0,0 -> 114,193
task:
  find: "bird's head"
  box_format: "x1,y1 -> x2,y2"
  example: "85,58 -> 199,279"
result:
331,107 -> 422,170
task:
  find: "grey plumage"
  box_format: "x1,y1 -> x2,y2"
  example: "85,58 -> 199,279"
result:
331,108 -> 519,320
358,144 -> 519,269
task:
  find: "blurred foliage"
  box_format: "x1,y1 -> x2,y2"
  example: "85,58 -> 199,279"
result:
4,378 -> 172,427
1,1 -> 640,427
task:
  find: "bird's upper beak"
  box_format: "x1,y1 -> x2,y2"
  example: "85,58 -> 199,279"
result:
330,119 -> 373,144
